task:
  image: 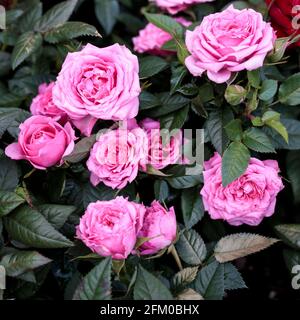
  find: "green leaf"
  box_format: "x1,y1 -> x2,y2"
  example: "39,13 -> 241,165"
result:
0,108 -> 27,136
172,266 -> 199,289
35,0 -> 78,32
139,91 -> 160,111
170,65 -> 187,95
3,205 -> 73,248
222,141 -> 250,186
0,249 -> 51,277
11,31 -> 43,69
247,69 -> 260,88
286,151 -> 300,204
275,224 -> 300,249
0,52 -> 11,77
19,2 -> 43,32
64,135 -> 96,163
259,79 -> 278,101
214,233 -> 279,263
181,188 -> 204,229
160,105 -> 189,130
206,108 -> 234,155
167,174 -> 202,189
145,93 -> 190,118
264,119 -> 300,150
78,257 -> 112,300
134,264 -> 173,300
242,128 -> 275,153
144,12 -> 184,38
82,183 -> 115,208
224,263 -> 247,290
279,73 -> 300,106
265,118 -> 288,143
192,261 -> 224,300
139,56 -> 169,79
154,180 -> 169,202
176,229 -> 206,265
225,85 -> 247,105
37,204 -> 76,229
224,119 -> 243,141
95,0 -> 119,35
0,191 -> 25,217
44,22 -> 100,43
0,156 -> 19,191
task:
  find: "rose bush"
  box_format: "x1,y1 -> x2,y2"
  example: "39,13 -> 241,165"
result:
0,0 -> 300,302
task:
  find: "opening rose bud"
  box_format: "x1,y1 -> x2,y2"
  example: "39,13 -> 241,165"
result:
136,201 -> 177,255
5,115 -> 77,170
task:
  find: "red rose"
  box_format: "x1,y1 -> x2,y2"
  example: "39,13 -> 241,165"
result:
266,0 -> 300,46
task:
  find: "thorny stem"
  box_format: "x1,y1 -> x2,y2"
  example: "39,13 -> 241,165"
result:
169,244 -> 183,271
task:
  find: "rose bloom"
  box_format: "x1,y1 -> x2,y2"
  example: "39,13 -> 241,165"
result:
133,17 -> 191,55
53,43 -> 141,136
30,82 -> 67,122
86,120 -> 148,189
200,153 -> 284,226
137,201 -> 177,255
266,0 -> 300,47
152,0 -> 214,15
139,118 -> 183,170
185,5 -> 276,83
5,115 -> 76,170
76,197 -> 146,260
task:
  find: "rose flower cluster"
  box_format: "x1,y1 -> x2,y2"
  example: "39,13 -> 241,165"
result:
4,2 -> 285,260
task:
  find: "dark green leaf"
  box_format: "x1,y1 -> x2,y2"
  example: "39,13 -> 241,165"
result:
0,249 -> 51,277
0,191 -> 25,217
139,91 -> 160,111
64,135 -> 96,163
11,32 -> 42,69
0,52 -> 11,76
275,224 -> 300,249
206,108 -> 234,154
259,79 -> 278,101
224,263 -> 247,290
279,73 -> 300,106
222,141 -> 250,186
35,0 -> 78,32
176,229 -> 206,265
167,174 -> 202,189
247,69 -> 260,88
139,56 -> 169,79
95,0 -> 120,35
4,205 -> 73,248
286,151 -> 300,204
224,119 -> 243,141
44,22 -> 100,43
160,105 -> 189,130
181,188 -> 204,229
19,2 -> 43,32
134,265 -> 173,300
0,156 -> 19,191
242,128 -> 275,153
192,261 -> 224,300
78,258 -> 112,300
37,204 -> 76,229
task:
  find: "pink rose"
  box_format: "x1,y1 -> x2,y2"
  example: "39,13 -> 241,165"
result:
133,17 -> 191,55
86,120 -> 148,189
137,201 -> 177,255
152,0 -> 214,14
76,197 -> 146,260
53,43 -> 141,136
140,118 -> 183,170
30,82 -> 67,122
5,115 -> 76,170
200,153 -> 284,226
185,5 -> 276,83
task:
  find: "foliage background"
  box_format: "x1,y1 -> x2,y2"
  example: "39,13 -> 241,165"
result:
0,0 -> 300,300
